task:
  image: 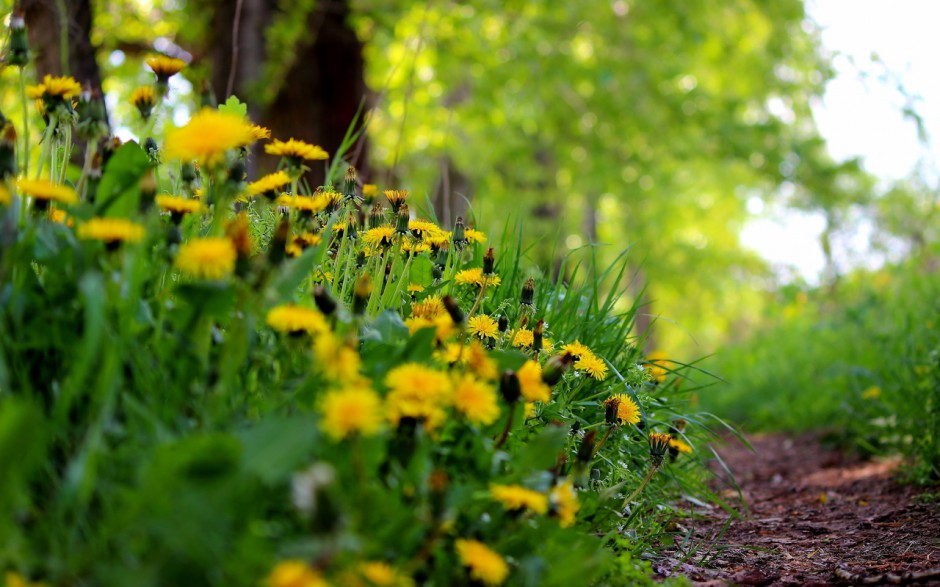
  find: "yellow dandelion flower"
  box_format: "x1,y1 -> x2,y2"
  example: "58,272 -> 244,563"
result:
411,295 -> 445,319
315,331 -> 363,383
408,219 -> 443,240
248,124 -> 271,141
5,572 -> 49,587
644,351 -> 669,383
384,363 -> 451,429
48,208 -> 71,226
549,480 -> 580,527
401,239 -> 430,254
265,138 -> 329,161
247,170 -> 292,197
320,385 -> 383,440
77,217 -> 145,244
467,315 -> 499,339
363,225 -> 397,248
145,55 -> 186,81
454,268 -> 501,288
362,184 -> 378,199
575,353 -> 608,380
16,178 -> 78,205
464,228 -> 487,244
606,394 -> 641,425
164,109 -> 256,168
0,184 -> 11,206
489,484 -> 549,514
175,237 -> 237,280
265,560 -> 328,587
512,329 -> 534,348
524,402 -> 537,419
861,385 -> 881,400
668,437 -> 693,454
266,305 -> 328,335
130,86 -> 157,118
466,340 -> 499,380
455,539 -> 509,586
516,361 -> 551,403
452,375 -> 500,425
561,341 -> 594,359
359,562 -> 413,587
384,189 -> 408,211
407,283 -> 425,294
26,75 -> 82,100
155,194 -> 203,216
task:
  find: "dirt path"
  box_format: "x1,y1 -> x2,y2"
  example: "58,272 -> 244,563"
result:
656,433 -> 940,586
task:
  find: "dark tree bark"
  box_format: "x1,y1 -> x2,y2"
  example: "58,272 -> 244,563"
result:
208,0 -> 368,187
22,0 -> 105,98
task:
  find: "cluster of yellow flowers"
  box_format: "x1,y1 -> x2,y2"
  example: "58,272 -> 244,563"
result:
0,52 -> 694,587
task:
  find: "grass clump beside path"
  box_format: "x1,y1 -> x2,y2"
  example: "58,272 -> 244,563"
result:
0,53 -> 725,586
700,257 -> 940,483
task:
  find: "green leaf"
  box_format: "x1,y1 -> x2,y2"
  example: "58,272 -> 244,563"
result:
515,425 -> 567,472
239,415 -> 320,484
94,142 -> 150,217
408,255 -> 433,285
218,95 -> 248,118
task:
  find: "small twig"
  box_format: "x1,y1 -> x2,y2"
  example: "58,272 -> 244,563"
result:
226,0 -> 245,98
494,403 -> 516,449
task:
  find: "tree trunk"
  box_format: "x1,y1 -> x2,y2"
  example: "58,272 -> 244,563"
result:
22,0 -> 105,100
208,0 -> 368,187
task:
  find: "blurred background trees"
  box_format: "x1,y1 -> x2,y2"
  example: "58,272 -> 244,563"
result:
6,0 -> 936,356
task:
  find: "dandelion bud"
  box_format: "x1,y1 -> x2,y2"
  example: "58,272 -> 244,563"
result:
520,277 -> 535,306
139,169 -> 156,212
7,12 -> 30,67
0,122 -> 17,179
343,166 -> 357,200
576,429 -> 596,465
500,370 -> 521,404
268,219 -> 290,266
431,265 -> 443,280
604,397 -> 622,425
542,352 -> 574,386
312,285 -> 337,316
648,433 -> 672,469
344,214 -> 358,240
452,217 -> 468,249
442,295 -> 464,325
532,319 -> 544,353
368,202 -> 384,229
143,137 -> 159,162
498,315 -> 509,333
483,247 -> 495,275
353,275 -> 372,315
76,89 -> 108,140
395,203 -> 410,235
355,250 -> 366,268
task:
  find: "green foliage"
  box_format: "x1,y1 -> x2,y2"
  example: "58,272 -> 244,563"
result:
0,43 -> 728,587
699,255 -> 940,481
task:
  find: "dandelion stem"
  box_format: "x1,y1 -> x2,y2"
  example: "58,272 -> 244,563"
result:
622,464 -> 660,508
592,424 -> 617,458
467,280 -> 488,321
495,402 -> 516,449
19,68 -> 29,178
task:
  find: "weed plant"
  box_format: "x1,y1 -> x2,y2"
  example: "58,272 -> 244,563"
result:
1,20 -> 725,586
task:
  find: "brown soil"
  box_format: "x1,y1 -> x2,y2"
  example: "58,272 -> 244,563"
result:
655,433 -> 940,586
